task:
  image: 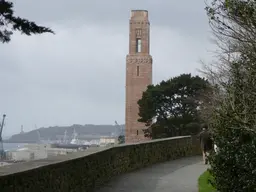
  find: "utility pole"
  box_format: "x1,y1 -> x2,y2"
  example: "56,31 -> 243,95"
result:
35,125 -> 41,143
0,114 -> 6,160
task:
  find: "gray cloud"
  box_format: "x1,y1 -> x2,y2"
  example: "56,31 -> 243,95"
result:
12,0 -> 209,33
0,0 -> 214,136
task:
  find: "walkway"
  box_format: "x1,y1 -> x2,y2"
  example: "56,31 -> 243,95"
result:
96,156 -> 207,192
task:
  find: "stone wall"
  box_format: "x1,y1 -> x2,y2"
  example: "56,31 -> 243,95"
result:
0,136 -> 200,192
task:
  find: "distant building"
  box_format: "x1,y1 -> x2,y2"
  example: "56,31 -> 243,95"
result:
99,136 -> 117,146
8,150 -> 33,161
6,143 -> 77,161
6,144 -> 48,161
0,162 -> 12,167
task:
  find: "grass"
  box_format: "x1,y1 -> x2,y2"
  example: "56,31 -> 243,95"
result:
198,170 -> 216,192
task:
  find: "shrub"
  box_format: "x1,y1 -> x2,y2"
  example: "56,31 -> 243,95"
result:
204,0 -> 256,191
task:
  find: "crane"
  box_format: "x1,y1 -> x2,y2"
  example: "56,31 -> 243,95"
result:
115,121 -> 124,136
35,124 -> 42,143
115,121 -> 125,144
63,130 -> 68,144
0,114 -> 6,160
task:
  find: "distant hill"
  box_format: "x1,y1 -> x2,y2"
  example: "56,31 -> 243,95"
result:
6,124 -> 125,143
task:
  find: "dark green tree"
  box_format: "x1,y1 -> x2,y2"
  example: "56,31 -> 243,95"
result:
138,73 -> 210,139
0,0 -> 54,43
117,135 -> 125,144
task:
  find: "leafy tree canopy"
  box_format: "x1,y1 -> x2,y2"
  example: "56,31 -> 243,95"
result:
138,73 -> 210,139
117,135 -> 125,144
0,0 -> 54,43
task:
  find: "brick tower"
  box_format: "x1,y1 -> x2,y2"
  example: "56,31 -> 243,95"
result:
125,10 -> 152,143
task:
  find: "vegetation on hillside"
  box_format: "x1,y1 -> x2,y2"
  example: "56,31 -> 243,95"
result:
8,124 -> 125,143
137,73 -> 211,139
0,0 -> 53,43
202,0 -> 256,191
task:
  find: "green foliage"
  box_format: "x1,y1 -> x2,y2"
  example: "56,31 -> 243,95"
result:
198,170 -> 216,192
205,0 -> 256,51
138,73 -> 210,139
205,0 -> 256,191
0,0 -> 54,43
207,58 -> 256,191
118,135 -> 125,144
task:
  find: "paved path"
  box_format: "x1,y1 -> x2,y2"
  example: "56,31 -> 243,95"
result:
96,156 -> 208,192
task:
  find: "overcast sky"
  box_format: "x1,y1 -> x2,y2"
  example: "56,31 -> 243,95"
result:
0,0 -> 215,136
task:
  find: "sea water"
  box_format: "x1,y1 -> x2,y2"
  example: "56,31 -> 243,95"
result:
3,143 -> 26,151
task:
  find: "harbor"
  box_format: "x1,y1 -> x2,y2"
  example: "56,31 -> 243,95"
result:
0,115 -> 123,166
0,146 -> 112,176
0,133 -> 119,166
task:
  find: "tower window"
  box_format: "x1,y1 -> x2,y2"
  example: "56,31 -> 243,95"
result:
137,130 -> 139,135
136,29 -> 142,36
136,66 -> 140,76
136,38 -> 142,53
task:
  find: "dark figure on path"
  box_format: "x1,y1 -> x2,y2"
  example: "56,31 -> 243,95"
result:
199,124 -> 213,164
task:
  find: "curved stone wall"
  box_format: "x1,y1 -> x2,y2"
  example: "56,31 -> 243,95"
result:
0,136 -> 200,192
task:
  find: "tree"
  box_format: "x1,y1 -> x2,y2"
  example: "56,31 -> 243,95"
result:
0,0 -> 54,43
204,0 -> 256,191
117,135 -> 125,144
138,73 -> 210,139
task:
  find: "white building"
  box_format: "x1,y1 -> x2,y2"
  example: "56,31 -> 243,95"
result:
46,148 -> 77,157
6,143 -> 79,161
0,162 -> 12,167
9,150 -> 33,161
99,136 -> 118,146
33,149 -> 48,159
20,144 -> 48,159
